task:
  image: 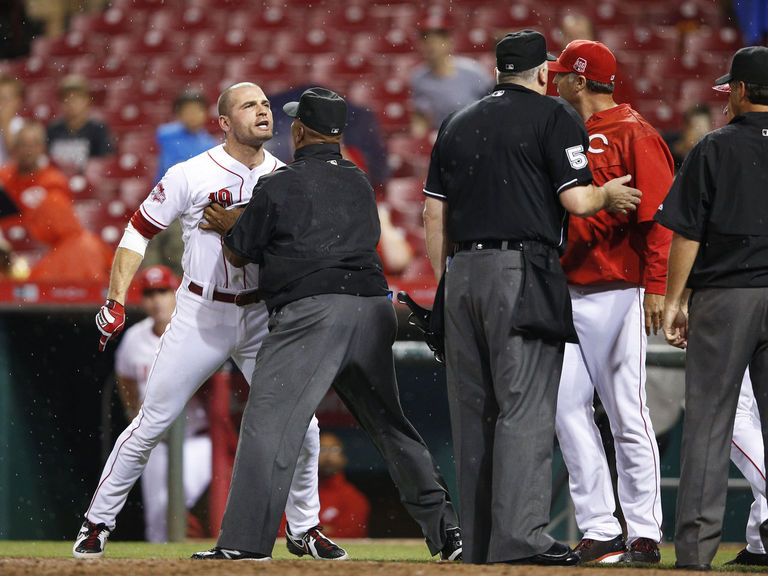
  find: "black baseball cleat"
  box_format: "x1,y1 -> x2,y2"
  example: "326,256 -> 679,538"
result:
620,537 -> 661,563
505,541 -> 580,566
191,547 -> 270,561
73,520 -> 111,559
573,535 -> 626,563
440,527 -> 463,561
724,548 -> 768,566
285,524 -> 349,560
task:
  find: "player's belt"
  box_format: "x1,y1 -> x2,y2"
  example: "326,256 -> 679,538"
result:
187,281 -> 262,306
454,240 -> 524,253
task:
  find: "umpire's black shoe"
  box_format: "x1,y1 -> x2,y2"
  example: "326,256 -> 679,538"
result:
573,535 -> 626,563
724,548 -> 768,566
191,547 -> 270,561
286,524 -> 349,560
506,541 -> 580,566
440,527 -> 463,561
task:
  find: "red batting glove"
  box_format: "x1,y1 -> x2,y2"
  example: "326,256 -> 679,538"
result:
95,299 -> 126,352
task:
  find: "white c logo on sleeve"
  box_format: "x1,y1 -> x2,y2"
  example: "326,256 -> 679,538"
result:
588,133 -> 609,154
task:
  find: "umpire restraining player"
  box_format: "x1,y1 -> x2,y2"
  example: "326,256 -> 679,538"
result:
193,87 -> 462,561
423,30 -> 641,565
657,45 -> 768,570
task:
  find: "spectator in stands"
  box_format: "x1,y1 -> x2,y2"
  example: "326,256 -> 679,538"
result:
0,75 -> 24,166
47,75 -> 113,172
0,121 -> 112,282
315,432 -> 370,538
557,12 -> 595,47
155,91 -> 218,182
663,103 -> 713,171
115,265 -> 212,542
408,10 -> 493,138
144,91 -> 218,276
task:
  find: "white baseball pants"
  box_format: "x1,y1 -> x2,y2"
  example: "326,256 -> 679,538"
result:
85,286 -> 321,536
731,372 -> 767,554
556,284 -> 662,543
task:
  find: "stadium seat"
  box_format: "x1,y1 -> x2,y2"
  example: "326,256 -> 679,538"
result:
683,26 -> 742,55
633,99 -> 681,132
76,5 -> 142,36
191,29 -> 265,56
387,134 -> 433,179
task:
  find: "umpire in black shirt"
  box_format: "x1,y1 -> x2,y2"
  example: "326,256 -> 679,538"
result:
656,46 -> 768,570
423,30 -> 641,565
194,87 -> 462,561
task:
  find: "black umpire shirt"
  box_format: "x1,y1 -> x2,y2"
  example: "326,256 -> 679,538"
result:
424,83 -> 593,252
224,142 -> 389,312
655,112 -> 768,288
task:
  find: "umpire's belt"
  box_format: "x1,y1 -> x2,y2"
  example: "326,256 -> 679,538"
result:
454,239 -> 524,253
187,282 -> 261,306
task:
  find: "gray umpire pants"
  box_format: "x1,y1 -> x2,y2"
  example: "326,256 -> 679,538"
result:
675,287 -> 768,566
445,248 -> 564,564
217,293 -> 459,556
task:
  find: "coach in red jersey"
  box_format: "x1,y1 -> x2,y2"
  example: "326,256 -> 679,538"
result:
550,40 -> 674,564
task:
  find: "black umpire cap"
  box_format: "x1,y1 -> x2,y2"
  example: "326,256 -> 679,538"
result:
496,30 -> 557,73
283,87 -> 347,136
714,46 -> 768,87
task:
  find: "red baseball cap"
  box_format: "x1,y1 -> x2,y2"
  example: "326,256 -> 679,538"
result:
549,40 -> 616,83
137,265 -> 179,294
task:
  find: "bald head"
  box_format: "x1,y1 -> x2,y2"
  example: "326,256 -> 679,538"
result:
217,82 -> 260,117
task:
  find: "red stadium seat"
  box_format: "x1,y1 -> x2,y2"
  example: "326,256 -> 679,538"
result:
633,99 -> 681,132
76,5 -> 142,36
492,3 -> 558,30
190,29 -> 265,56
452,27 -> 495,54
109,29 -> 184,57
387,135 -> 433,179
683,26 -> 742,55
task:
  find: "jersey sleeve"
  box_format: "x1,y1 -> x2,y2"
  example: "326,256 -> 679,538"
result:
423,114 -> 455,200
630,133 -> 675,293
654,139 -> 712,242
130,163 -> 191,239
223,179 -> 275,263
543,104 -> 593,194
631,134 -> 675,223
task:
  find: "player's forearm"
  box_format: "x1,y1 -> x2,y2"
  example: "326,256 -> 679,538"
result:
106,248 -> 144,303
664,233 -> 700,310
423,197 -> 448,280
559,183 -> 608,217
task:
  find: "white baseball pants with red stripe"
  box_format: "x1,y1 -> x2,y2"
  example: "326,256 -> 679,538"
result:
731,372 -> 767,554
556,284 -> 662,543
84,286 -> 321,536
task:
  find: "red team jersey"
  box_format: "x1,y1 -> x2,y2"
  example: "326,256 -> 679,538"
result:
560,104 -> 674,294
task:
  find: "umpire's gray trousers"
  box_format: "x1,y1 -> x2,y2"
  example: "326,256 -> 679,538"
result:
675,287 -> 768,566
217,293 -> 458,556
445,249 -> 564,563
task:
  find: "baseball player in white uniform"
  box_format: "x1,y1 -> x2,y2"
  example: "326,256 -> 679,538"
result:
114,265 -> 212,543
728,372 -> 768,566
74,83 -> 342,559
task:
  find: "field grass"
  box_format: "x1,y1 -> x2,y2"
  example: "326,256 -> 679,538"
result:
0,540 -> 766,571
0,539 -> 433,561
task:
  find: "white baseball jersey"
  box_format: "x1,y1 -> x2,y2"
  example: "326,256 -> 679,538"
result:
84,144 -> 321,538
130,144 -> 282,291
115,317 -> 208,437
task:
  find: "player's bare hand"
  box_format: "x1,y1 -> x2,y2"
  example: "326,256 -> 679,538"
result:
644,293 -> 665,336
603,175 -> 642,214
199,203 -> 242,237
662,302 -> 688,349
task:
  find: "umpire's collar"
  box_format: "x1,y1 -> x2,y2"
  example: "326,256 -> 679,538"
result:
293,142 -> 342,161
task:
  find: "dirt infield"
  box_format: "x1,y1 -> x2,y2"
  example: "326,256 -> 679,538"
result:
0,558 -> 697,576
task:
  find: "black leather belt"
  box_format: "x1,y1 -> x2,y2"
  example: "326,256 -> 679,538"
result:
454,240 -> 524,253
187,282 -> 261,306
